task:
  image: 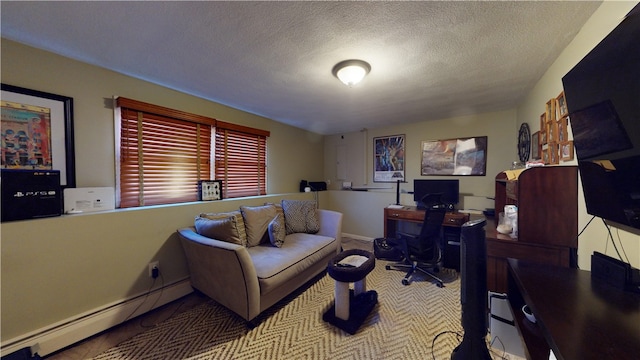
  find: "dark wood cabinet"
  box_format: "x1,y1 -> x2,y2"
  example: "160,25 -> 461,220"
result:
487,166 -> 578,293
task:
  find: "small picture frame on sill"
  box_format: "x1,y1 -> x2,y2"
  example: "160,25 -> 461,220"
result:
198,180 -> 223,201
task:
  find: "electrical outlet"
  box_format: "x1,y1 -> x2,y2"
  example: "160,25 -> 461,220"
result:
148,261 -> 159,278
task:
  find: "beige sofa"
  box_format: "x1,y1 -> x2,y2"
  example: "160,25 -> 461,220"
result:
178,206 -> 342,324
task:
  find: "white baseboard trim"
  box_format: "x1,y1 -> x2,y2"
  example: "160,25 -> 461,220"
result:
342,232 -> 374,241
1,278 -> 193,357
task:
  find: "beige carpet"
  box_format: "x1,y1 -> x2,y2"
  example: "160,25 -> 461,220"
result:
91,255 -> 469,360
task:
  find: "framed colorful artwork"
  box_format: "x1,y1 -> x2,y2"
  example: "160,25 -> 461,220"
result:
1,84 -> 75,187
374,134 -> 405,182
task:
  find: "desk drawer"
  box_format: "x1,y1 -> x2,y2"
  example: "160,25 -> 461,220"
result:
443,212 -> 469,226
385,208 -> 424,221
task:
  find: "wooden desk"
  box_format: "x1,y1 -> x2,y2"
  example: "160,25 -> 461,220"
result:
507,258 -> 640,360
384,206 -> 469,237
384,206 -> 469,270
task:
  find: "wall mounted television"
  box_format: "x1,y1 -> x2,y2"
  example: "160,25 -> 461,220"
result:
413,179 -> 459,209
561,4 -> 640,231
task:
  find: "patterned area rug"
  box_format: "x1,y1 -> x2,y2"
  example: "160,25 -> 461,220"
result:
92,260 -> 465,360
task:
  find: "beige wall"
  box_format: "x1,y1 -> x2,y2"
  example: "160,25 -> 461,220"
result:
0,39 -> 324,344
516,1 -> 640,270
323,110 -> 517,237
0,39 -> 325,191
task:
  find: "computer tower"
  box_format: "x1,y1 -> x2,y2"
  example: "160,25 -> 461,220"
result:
1,169 -> 62,222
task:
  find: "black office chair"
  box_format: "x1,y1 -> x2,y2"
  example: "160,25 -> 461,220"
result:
385,194 -> 447,287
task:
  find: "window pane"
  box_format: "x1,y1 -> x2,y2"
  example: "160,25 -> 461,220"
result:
214,128 -> 267,198
119,108 -> 211,208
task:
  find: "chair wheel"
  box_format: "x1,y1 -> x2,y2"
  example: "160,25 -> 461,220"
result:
436,282 -> 444,288
385,265 -> 391,270
402,279 -> 410,286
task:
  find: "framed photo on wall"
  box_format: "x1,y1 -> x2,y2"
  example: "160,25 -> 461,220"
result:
560,141 -> 574,161
420,136 -> 487,176
531,131 -> 541,160
558,117 -> 568,143
1,84 -> 75,187
374,134 -> 405,182
556,91 -> 568,118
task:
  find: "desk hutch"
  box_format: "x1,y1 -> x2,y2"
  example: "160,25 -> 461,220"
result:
487,165 -> 578,293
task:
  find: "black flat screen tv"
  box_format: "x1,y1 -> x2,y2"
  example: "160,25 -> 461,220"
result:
413,179 -> 459,209
561,4 -> 640,231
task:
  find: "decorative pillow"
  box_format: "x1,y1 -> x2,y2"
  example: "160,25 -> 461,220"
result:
281,200 -> 320,234
199,211 -> 247,246
194,216 -> 244,245
268,213 -> 286,247
240,204 -> 278,247
265,202 -> 285,222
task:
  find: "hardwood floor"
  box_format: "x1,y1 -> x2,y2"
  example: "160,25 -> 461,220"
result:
44,292 -> 210,359
44,237 -> 371,359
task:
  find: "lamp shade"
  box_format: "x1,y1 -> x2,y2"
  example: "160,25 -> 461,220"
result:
332,60 -> 371,86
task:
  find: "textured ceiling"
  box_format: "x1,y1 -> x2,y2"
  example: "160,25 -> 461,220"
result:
1,1 -> 602,135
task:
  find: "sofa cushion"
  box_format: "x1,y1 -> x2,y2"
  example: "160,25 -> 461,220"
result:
268,213 -> 286,247
247,233 -> 337,295
281,200 -> 320,234
241,204 -> 278,247
199,211 -> 247,246
194,216 -> 244,246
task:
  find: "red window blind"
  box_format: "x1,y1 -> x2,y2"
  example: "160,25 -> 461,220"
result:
117,98 -> 214,208
215,121 -> 269,198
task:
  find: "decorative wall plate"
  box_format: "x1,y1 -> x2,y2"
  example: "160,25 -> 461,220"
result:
518,123 -> 531,163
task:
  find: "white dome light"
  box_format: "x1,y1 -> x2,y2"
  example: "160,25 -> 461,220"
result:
332,60 -> 371,87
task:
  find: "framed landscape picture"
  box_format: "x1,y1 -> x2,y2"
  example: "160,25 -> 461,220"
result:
420,136 -> 487,176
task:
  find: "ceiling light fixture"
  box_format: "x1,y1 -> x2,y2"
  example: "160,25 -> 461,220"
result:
332,59 -> 371,87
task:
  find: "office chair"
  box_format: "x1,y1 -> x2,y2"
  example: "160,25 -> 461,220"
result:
385,194 -> 447,287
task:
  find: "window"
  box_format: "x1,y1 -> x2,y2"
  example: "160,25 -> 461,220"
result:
215,121 -> 269,198
115,97 -> 269,208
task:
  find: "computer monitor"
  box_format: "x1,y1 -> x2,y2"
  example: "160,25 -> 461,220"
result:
413,179 -> 459,209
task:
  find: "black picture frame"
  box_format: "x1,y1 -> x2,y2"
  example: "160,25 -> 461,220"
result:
1,84 -> 75,187
198,180 -> 223,201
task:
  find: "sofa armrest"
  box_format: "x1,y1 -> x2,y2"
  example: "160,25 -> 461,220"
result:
177,228 -> 261,321
317,209 -> 343,252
